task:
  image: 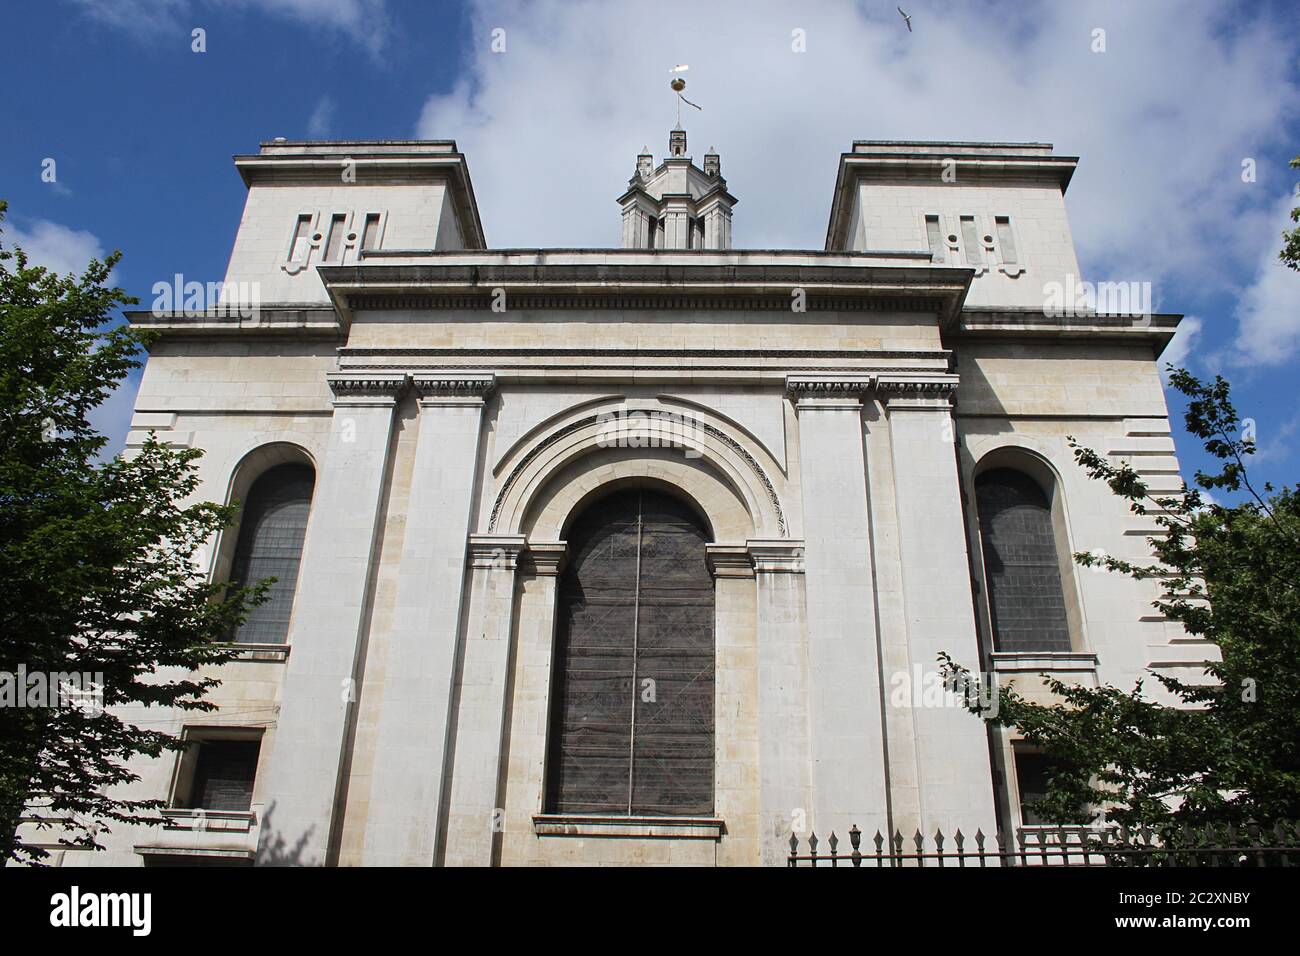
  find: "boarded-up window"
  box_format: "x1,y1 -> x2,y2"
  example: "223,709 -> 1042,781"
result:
187,740 -> 261,812
546,489 -> 714,816
975,469 -> 1071,652
228,463 -> 314,644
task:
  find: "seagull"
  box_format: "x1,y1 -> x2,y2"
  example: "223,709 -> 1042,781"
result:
898,6 -> 912,32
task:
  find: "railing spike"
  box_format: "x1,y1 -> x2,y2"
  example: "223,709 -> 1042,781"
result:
849,825 -> 862,851
789,832 -> 799,853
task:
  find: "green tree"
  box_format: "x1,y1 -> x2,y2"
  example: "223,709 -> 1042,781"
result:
941,368 -> 1300,833
0,200 -> 263,864
1283,156 -> 1300,271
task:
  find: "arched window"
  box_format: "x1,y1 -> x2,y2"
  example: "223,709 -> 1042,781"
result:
227,463 -> 314,644
545,488 -> 715,816
975,468 -> 1071,652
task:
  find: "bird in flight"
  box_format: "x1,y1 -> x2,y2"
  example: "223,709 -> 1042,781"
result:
898,6 -> 912,32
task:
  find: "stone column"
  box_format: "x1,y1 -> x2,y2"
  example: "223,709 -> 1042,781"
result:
361,373 -> 495,866
747,540 -> 812,866
877,374 -> 997,837
257,371 -> 406,867
787,375 -> 889,842
441,533 -> 527,866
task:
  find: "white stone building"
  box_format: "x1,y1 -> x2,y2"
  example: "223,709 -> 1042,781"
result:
43,132 -> 1206,866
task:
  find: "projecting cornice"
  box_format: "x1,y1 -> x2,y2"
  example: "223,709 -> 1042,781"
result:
318,254 -> 972,327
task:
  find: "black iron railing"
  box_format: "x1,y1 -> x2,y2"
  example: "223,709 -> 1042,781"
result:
788,821 -> 1300,867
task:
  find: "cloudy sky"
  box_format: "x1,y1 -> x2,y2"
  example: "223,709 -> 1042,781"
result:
4,0 -> 1298,491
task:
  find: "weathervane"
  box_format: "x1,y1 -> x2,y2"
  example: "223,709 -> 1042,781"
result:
669,64 -> 702,126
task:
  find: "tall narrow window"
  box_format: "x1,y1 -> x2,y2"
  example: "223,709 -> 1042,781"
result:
925,215 -> 945,263
288,214 -> 312,262
323,213 -> 347,262
960,215 -> 983,266
995,216 -> 1018,265
360,213 -> 381,252
975,469 -> 1071,652
546,489 -> 715,816
228,463 -> 314,644
1013,749 -> 1055,825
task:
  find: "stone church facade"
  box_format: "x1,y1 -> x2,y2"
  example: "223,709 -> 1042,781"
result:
46,133 -> 1204,866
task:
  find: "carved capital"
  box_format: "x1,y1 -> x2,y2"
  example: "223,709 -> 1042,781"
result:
874,373 -> 959,409
705,543 -> 754,579
786,374 -> 872,410
412,372 -> 496,406
747,539 -> 806,574
467,533 -> 527,571
326,372 -> 408,406
519,541 -> 567,577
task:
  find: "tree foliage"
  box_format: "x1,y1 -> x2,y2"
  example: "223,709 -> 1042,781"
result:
1282,155 -> 1300,271
0,200 -> 263,864
942,368 -> 1300,833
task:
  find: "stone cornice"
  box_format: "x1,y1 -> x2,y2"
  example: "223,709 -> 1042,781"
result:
785,374 -> 874,399
874,373 -> 959,398
411,372 -> 496,405
326,372 -> 408,405
875,373 -> 960,410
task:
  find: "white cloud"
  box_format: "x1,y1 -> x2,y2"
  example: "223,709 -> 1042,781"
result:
307,95 -> 336,138
68,0 -> 390,54
1160,314 -> 1202,382
415,0 -> 1299,297
3,218 -> 106,276
1230,191 -> 1300,367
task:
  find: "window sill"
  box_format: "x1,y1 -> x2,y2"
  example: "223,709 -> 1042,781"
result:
532,814 -> 725,840
227,642 -> 290,662
990,651 -> 1098,674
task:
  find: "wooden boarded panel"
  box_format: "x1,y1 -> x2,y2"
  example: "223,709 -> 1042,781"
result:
546,489 -> 714,816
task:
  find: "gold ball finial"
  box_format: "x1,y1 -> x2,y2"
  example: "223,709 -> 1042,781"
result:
670,77 -> 685,92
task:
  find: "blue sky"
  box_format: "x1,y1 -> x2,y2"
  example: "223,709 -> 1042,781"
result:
3,0 -> 1298,497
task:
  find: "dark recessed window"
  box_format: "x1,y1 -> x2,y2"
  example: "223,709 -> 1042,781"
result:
185,740 -> 261,812
228,463 -> 314,644
975,468 -> 1071,652
546,489 -> 714,816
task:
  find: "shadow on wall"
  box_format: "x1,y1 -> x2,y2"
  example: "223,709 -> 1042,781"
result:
254,803 -> 314,867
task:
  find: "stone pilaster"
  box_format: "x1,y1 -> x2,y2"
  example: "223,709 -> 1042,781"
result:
745,539 -> 814,865
360,373 -> 494,866
786,373 -> 889,843
876,373 -> 997,837
257,371 -> 407,867
441,533 -> 527,866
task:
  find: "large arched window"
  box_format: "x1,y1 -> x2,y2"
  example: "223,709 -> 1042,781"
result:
227,463 -> 314,644
545,488 -> 715,816
975,468 -> 1071,652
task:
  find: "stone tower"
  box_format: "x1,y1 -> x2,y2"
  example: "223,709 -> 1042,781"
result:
617,127 -> 736,249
